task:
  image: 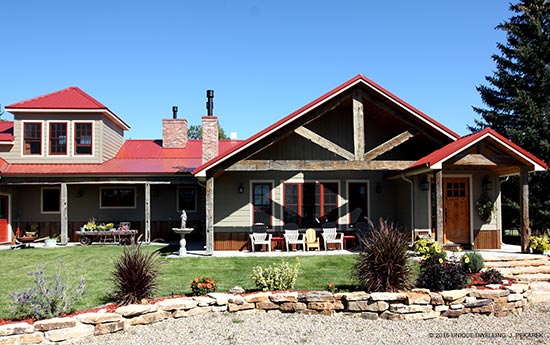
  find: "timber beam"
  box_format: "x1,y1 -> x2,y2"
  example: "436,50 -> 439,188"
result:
226,159 -> 415,171
364,130 -> 417,161
294,126 -> 355,161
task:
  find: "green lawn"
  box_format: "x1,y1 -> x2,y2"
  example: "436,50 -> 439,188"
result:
0,245 -> 358,319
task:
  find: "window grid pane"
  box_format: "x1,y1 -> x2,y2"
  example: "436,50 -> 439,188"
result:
24,123 -> 42,155
75,123 -> 92,155
49,123 -> 67,155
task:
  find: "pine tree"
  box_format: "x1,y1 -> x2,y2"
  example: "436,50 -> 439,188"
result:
471,0 -> 550,235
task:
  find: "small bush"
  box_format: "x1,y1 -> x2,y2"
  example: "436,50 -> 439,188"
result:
355,218 -> 413,292
112,245 -> 160,305
251,258 -> 300,291
412,238 -> 446,261
326,282 -> 338,293
462,252 -> 484,273
9,264 -> 86,319
190,277 -> 217,296
416,256 -> 469,291
481,268 -> 504,284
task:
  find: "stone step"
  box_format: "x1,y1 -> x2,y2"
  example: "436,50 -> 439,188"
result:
496,265 -> 550,276
512,273 -> 550,283
484,258 -> 549,269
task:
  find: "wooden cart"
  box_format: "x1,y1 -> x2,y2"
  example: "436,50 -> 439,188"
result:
75,229 -> 138,245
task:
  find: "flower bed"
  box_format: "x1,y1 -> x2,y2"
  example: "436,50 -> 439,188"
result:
0,284 -> 532,344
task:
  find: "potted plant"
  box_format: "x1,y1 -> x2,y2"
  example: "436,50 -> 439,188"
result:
44,235 -> 59,248
529,234 -> 550,254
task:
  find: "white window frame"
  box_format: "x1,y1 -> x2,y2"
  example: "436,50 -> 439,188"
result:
46,120 -> 70,157
73,121 -> 95,157
99,187 -> 137,209
21,120 -> 45,157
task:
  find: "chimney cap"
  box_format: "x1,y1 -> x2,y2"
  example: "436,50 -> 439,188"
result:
206,90 -> 214,116
172,105 -> 178,119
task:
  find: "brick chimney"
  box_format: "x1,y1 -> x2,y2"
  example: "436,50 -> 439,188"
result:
162,106 -> 188,148
202,115 -> 219,164
202,90 -> 218,163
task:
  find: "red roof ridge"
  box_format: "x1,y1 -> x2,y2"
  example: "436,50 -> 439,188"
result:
193,74 -> 460,176
6,86 -> 107,109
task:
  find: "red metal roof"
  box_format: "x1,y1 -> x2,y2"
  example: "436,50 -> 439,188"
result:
193,74 -> 460,177
0,121 -> 14,142
0,140 -> 243,176
6,87 -> 107,109
5,87 -> 130,130
405,128 -> 548,172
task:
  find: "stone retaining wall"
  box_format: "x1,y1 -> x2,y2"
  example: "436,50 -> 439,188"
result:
0,284 -> 531,344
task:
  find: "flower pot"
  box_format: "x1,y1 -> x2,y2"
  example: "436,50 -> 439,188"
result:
44,238 -> 57,248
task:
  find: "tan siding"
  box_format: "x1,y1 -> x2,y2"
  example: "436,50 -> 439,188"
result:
4,113 -> 110,163
101,118 -> 124,161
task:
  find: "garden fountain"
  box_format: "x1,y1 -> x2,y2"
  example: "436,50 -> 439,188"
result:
172,210 -> 194,256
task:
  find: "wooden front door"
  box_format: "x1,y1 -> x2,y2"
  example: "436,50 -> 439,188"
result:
443,178 -> 470,244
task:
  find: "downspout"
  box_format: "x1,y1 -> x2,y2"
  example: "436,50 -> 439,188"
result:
401,175 -> 414,243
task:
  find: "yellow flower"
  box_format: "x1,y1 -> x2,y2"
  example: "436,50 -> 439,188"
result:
456,246 -> 462,252
464,255 -> 470,264
438,258 -> 444,264
435,247 -> 442,253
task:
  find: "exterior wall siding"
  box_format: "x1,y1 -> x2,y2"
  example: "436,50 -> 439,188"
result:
101,118 -> 125,161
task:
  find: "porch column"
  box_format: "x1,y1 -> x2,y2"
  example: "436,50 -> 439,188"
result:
435,170 -> 444,245
205,177 -> 214,255
145,183 -> 151,243
60,183 -> 68,245
519,166 -> 530,253
352,89 -> 365,160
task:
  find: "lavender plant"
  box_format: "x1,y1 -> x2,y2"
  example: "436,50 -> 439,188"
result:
9,264 -> 86,319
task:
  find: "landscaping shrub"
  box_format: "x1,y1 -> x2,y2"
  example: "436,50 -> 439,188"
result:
251,258 -> 300,291
481,268 -> 504,284
462,251 -> 484,273
354,218 -> 413,292
112,245 -> 160,305
190,277 -> 217,296
9,264 -> 86,319
416,255 -> 470,291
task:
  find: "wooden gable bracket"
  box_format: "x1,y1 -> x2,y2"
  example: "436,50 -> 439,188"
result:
294,126 -> 355,161
364,130 -> 417,161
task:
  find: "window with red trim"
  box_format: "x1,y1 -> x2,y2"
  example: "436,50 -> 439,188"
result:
49,123 -> 67,155
74,123 -> 92,155
252,183 -> 272,226
283,182 -> 339,227
24,122 -> 42,155
348,182 -> 368,224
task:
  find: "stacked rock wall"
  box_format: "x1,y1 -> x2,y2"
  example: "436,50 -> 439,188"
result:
0,284 -> 531,344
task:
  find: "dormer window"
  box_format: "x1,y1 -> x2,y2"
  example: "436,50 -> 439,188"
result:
23,122 -> 42,155
74,122 -> 93,155
49,122 -> 67,155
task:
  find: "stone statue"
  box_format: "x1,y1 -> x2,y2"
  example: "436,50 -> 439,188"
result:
180,210 -> 187,229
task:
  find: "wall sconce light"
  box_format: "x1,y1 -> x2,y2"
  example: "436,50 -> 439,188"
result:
76,189 -> 83,198
420,180 -> 430,191
482,178 -> 492,191
238,184 -> 244,194
375,183 -> 382,194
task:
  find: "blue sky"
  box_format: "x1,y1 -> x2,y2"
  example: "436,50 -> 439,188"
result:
1,1 -> 511,140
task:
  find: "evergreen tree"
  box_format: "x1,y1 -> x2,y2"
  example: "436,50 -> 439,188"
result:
187,124 -> 229,140
471,0 -> 550,235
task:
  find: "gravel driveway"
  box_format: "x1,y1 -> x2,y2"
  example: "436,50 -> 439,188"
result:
68,303 -> 550,345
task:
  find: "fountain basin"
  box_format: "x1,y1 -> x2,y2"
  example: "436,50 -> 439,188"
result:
172,228 -> 194,256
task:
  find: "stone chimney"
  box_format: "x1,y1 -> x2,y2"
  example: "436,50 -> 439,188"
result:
202,115 -> 219,164
162,106 -> 188,148
202,90 -> 219,163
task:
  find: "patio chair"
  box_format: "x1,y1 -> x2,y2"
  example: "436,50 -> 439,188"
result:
305,228 -> 320,251
249,223 -> 272,252
321,222 -> 343,251
284,229 -> 305,251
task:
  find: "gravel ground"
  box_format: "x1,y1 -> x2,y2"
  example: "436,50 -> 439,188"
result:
67,303 -> 550,345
